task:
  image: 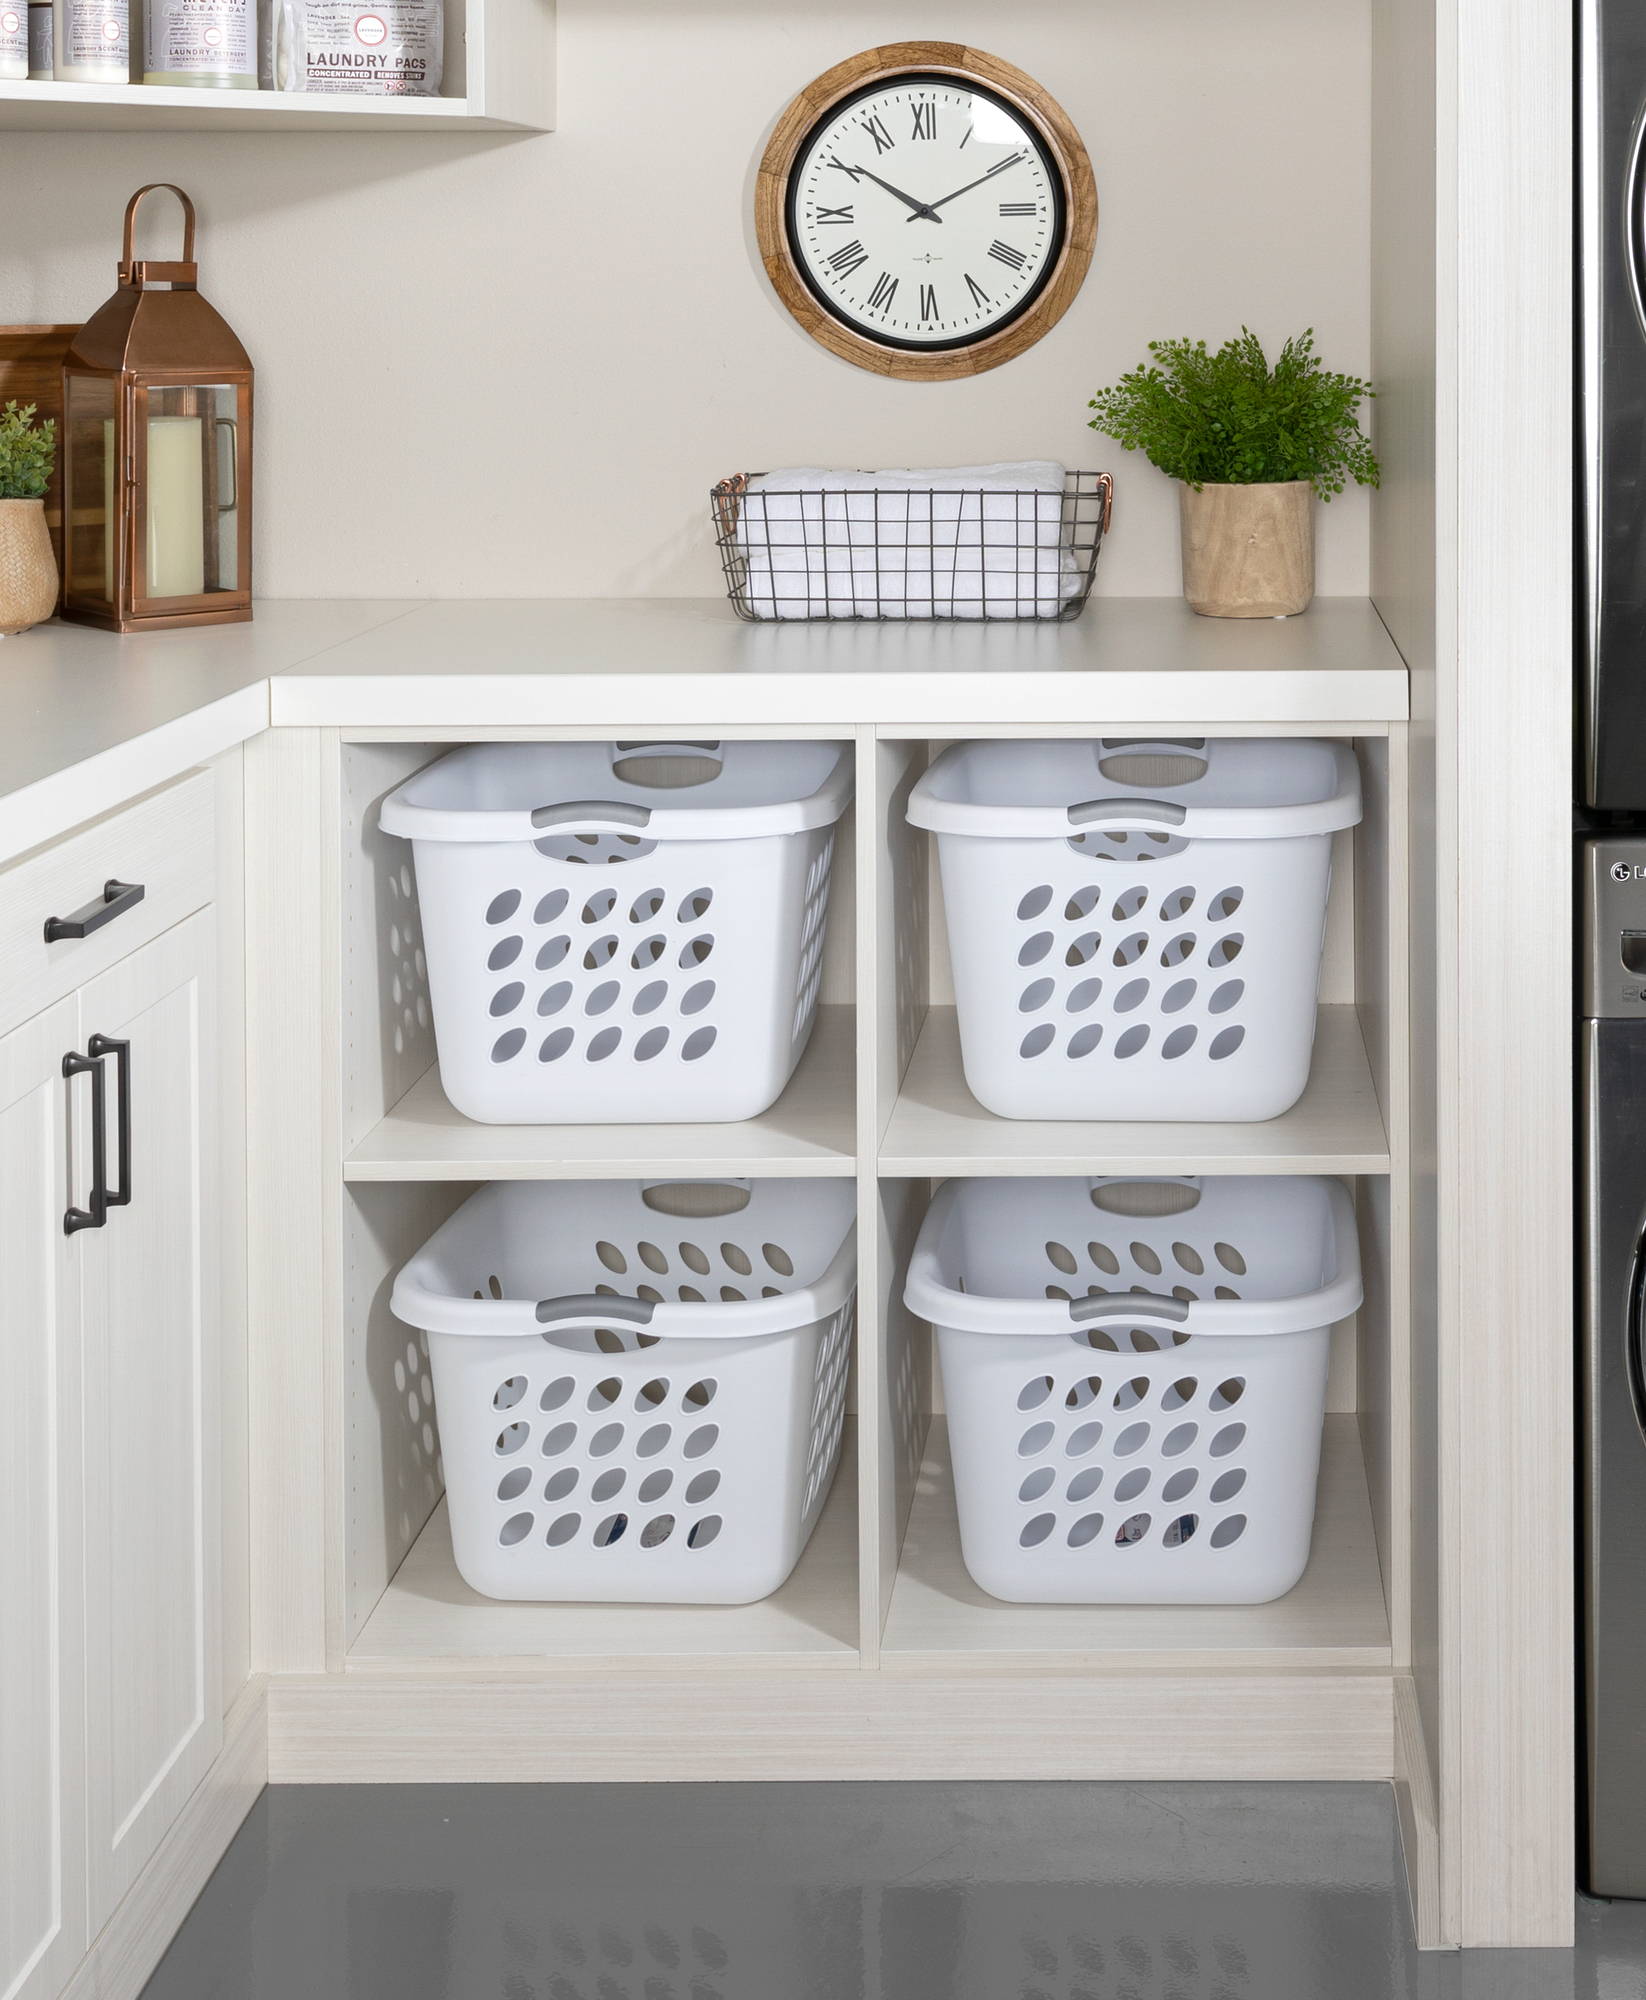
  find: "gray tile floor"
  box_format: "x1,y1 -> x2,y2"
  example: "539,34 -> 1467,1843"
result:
139,1782 -> 1637,2000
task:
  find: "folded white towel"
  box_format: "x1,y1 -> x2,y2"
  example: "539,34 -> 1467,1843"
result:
735,463 -> 1074,620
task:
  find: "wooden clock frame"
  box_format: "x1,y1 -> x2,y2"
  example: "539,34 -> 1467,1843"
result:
755,42 -> 1098,382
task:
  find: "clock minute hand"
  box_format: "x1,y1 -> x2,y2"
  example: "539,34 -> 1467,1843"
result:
920,150 -> 1028,217
832,159 -> 941,222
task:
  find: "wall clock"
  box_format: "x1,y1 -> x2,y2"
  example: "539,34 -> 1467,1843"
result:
755,43 -> 1097,381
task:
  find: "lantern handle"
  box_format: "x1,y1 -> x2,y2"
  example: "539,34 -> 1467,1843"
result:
119,184 -> 198,292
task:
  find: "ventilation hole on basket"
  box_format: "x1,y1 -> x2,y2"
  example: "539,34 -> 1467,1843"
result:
1210,1422 -> 1247,1459
687,1515 -> 722,1549
537,1024 -> 575,1063
633,1470 -> 670,1505
1113,1423 -> 1150,1459
537,982 -> 572,1019
717,1242 -> 751,1278
1051,1509 -> 1099,1550
1115,1512 -> 1151,1546
1020,1024 -> 1056,1058
1210,1375 -> 1246,1409
679,936 -> 714,969
488,936 -> 524,973
1064,884 -> 1100,921
682,1026 -> 717,1061
1067,978 -> 1103,1013
1019,979 -> 1056,1014
535,935 -> 571,973
1017,1421 -> 1055,1457
683,1424 -> 720,1463
1064,933 -> 1101,969
590,1423 -> 624,1457
673,981 -> 714,1020
586,1378 -> 620,1410
539,1377 -> 574,1412
1172,1285 -> 1198,1303
584,977 -> 622,1016
1167,1238 -> 1204,1279
1160,1512 -> 1198,1548
763,1286 -> 781,1298
1213,1242 -> 1249,1278
627,889 -> 665,924
628,1422 -> 667,1459
1094,1181 -> 1202,1219
590,1468 -> 625,1504
1080,1329 -> 1120,1351
489,1027 -> 527,1064
497,1467 -> 531,1501
1084,1243 -> 1117,1277
486,890 -> 522,925
1046,1285 -> 1072,1302
714,1284 -> 741,1304
1160,934 -> 1197,968
1162,1422 -> 1198,1457
1018,1376 -> 1055,1412
632,1380 -> 666,1412
1051,1022 -> 1096,1061
679,1241 -> 711,1276
1045,1241 -> 1078,1276
585,1026 -> 620,1062
1158,887 -> 1196,923
1131,1329 -> 1160,1351
1015,1512 -> 1054,1548
1210,1513 -> 1248,1549
1210,887 -> 1244,921
685,1470 -> 720,1505
634,981 -> 669,1016
546,1513 -> 581,1547
1017,884 -> 1054,920
582,938 -> 617,974
1208,979 -> 1245,1017
1065,1376 -> 1102,1410
1065,1421 -> 1103,1457
684,1379 -> 718,1410
1159,979 -> 1195,1016
1161,1025 -> 1197,1060
1208,933 -> 1244,969
545,1468 -> 578,1501
624,1025 -> 664,1062
762,1240 -> 796,1279
1209,1025 -> 1246,1061
630,935 -> 666,969
1113,1377 -> 1149,1411
1161,1377 -> 1198,1411
1130,1242 -> 1163,1277
542,1422 -> 577,1457
1111,886 -> 1148,922
591,1242 -> 624,1276
1162,1468 -> 1199,1505
1064,1466 -> 1102,1504
1113,933 -> 1148,969
1210,1467 -> 1247,1504
634,1513 -> 673,1549
592,1512 -> 627,1548
494,1421 -> 530,1456
676,1284 -> 703,1302
631,1242 -> 665,1277
678,888 -> 714,923
1115,980 -> 1150,1016
1111,1466 -> 1149,1504
580,889 -> 617,925
1114,1025 -> 1150,1059
1210,1286 -> 1240,1303
1017,931 -> 1054,970
534,890 -> 569,926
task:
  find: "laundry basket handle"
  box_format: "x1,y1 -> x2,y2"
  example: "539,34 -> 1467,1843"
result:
1068,1292 -> 1189,1326
1066,798 -> 1188,828
535,1293 -> 656,1326
531,801 -> 653,830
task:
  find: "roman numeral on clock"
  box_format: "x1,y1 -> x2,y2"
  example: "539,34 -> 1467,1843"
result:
988,240 -> 1028,270
964,271 -> 990,307
867,271 -> 899,312
827,239 -> 869,278
911,102 -> 936,140
815,205 -> 854,225
860,112 -> 894,154
919,283 -> 938,321
999,202 -> 1036,217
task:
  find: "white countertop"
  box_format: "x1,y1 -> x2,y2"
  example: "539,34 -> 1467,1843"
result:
0,596 -> 1410,863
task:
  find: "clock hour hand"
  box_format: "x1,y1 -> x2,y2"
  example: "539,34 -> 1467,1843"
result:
919,150 -> 1028,218
828,158 -> 941,222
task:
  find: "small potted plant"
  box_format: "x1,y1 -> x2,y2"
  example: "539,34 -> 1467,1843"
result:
0,399 -> 59,637
1087,329 -> 1378,617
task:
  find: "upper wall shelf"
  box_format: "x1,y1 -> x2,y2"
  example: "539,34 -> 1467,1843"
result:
0,0 -> 553,129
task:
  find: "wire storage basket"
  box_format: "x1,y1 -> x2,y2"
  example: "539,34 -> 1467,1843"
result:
711,468 -> 1113,622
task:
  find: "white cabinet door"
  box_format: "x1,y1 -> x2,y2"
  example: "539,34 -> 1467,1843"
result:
79,911 -> 221,1936
0,995 -> 87,2000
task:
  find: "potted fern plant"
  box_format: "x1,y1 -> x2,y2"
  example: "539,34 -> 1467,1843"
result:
1087,329 -> 1378,617
0,399 -> 58,637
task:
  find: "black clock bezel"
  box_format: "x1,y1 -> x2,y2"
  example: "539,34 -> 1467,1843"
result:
782,71 -> 1070,356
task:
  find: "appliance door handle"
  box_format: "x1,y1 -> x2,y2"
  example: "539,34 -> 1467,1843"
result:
88,1033 -> 131,1209
62,1047 -> 107,1235
1626,106 -> 1646,345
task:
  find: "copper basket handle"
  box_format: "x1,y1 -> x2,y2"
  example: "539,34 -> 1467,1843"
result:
711,472 -> 749,539
120,184 -> 198,292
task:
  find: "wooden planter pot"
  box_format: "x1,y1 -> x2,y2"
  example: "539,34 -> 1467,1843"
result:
1179,479 -> 1315,617
0,497 -> 58,636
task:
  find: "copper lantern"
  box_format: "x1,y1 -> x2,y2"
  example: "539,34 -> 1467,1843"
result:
61,184 -> 253,633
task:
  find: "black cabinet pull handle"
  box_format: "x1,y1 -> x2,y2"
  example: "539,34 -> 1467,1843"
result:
62,1047 -> 107,1235
88,1033 -> 131,1210
44,879 -> 145,944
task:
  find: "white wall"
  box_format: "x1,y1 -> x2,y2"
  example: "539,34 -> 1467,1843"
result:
0,0 -> 1371,599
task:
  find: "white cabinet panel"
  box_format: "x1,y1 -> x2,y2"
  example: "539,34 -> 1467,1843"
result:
79,912 -> 220,1936
0,996 -> 86,2000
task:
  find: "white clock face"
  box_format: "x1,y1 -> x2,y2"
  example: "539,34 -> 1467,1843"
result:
785,74 -> 1066,351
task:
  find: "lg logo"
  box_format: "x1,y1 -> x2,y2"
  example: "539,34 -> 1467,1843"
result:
1614,862 -> 1636,882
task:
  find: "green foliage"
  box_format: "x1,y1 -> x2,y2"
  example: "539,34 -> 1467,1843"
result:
1086,328 -> 1379,500
0,400 -> 56,501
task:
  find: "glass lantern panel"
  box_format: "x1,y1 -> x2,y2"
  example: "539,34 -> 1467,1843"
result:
138,384 -> 241,601
65,374 -> 115,605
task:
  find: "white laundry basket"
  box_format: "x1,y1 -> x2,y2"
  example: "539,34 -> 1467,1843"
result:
907,737 -> 1362,1121
904,1174 -> 1362,1604
391,1177 -> 856,1603
379,739 -> 853,1124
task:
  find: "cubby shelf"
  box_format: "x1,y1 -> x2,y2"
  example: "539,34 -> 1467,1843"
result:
347,1423 -> 861,1673
344,1003 -> 857,1181
878,1004 -> 1391,1178
878,1416 -> 1390,1677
